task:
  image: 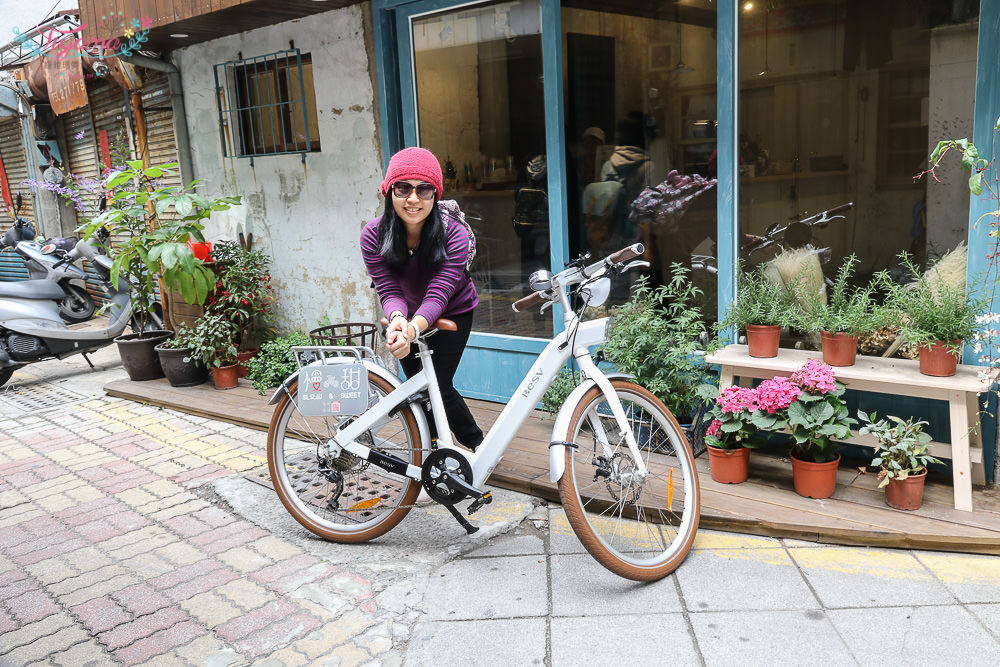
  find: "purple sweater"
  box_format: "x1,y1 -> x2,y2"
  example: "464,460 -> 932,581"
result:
361,215 -> 479,325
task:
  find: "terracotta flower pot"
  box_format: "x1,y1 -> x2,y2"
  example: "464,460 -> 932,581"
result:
746,324 -> 780,358
235,348 -> 258,378
884,468 -> 927,511
820,331 -> 858,367
211,364 -> 240,390
707,445 -> 750,484
790,453 -> 841,499
919,340 -> 960,377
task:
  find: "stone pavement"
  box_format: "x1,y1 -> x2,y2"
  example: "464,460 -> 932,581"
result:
1,350 -> 1000,665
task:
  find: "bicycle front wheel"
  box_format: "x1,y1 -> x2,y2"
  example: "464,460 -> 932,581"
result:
557,379 -> 701,581
267,371 -> 422,543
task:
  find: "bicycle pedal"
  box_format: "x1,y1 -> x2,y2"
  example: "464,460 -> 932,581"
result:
467,492 -> 492,515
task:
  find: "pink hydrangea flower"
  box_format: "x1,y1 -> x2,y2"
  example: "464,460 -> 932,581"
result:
706,419 -> 722,437
792,359 -> 838,394
717,385 -> 758,415
755,376 -> 800,414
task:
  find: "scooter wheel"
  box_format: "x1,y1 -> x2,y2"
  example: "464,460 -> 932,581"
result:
58,284 -> 96,324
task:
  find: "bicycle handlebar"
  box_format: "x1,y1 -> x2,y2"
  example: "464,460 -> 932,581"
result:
511,243 -> 645,313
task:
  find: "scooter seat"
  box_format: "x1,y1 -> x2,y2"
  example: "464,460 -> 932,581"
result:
0,279 -> 67,301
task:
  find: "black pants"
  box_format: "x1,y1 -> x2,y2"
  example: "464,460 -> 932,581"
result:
398,311 -> 483,449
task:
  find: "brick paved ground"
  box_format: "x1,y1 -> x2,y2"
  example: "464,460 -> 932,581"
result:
0,398 -> 410,666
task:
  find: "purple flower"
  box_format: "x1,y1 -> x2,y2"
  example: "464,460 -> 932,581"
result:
74,130 -> 85,140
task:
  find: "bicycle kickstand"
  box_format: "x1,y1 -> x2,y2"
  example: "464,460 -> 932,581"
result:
442,502 -> 479,535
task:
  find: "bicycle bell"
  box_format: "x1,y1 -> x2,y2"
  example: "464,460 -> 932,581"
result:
529,269 -> 554,292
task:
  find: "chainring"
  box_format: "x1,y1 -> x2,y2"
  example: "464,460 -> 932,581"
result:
421,449 -> 474,504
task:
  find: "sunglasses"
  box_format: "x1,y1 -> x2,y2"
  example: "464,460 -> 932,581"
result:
392,181 -> 437,200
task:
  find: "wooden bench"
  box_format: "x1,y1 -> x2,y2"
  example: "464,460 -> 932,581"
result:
704,344 -> 996,512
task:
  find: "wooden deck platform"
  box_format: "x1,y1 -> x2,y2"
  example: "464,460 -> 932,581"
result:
104,376 -> 1000,554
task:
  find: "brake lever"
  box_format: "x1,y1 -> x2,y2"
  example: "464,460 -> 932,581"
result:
621,260 -> 650,272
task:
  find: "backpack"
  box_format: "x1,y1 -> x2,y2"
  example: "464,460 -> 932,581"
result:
437,199 -> 476,271
581,169 -> 629,253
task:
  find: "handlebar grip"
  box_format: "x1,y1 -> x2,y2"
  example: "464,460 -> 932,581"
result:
607,243 -> 644,265
512,292 -> 544,313
827,202 -> 854,215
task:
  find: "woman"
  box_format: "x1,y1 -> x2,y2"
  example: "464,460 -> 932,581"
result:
360,147 -> 484,451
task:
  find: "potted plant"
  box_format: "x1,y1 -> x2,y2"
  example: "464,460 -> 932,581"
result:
80,160 -> 241,381
858,411 -> 941,510
245,330 -> 312,395
785,359 -> 855,498
206,240 -> 276,376
883,252 -> 987,376
184,313 -> 240,389
154,323 -> 210,387
717,263 -> 798,358
603,265 -> 714,422
791,254 -> 887,366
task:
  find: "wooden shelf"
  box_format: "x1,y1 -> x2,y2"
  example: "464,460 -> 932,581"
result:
741,169 -> 848,184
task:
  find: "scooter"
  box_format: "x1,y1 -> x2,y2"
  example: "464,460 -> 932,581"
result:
1,194 -> 96,323
0,234 -> 159,389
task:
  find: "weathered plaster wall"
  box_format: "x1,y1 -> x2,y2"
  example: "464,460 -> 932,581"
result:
172,5 -> 383,333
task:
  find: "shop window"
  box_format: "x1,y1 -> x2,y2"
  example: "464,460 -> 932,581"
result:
214,50 -> 321,158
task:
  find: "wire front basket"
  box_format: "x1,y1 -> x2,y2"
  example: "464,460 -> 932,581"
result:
309,322 -> 377,349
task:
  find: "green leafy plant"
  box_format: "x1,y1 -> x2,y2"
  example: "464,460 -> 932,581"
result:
717,263 -> 798,330
540,367 -> 582,416
858,411 -> 941,487
786,359 -> 855,462
246,330 -> 312,395
883,252 -> 987,355
182,314 -> 239,369
206,240 -> 276,348
791,254 -> 887,336
603,265 -> 714,419
79,160 -> 241,334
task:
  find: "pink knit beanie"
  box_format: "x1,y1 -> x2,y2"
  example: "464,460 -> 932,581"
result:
380,147 -> 444,197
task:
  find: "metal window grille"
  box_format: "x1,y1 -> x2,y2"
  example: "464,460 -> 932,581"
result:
214,49 -> 320,160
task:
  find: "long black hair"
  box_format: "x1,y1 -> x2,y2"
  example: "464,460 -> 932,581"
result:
376,199 -> 448,271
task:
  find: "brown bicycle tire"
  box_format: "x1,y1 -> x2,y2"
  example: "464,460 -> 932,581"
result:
267,372 -> 422,543
557,379 -> 701,581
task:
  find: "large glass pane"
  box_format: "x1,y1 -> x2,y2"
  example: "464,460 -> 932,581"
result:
562,0 -> 719,318
411,0 -> 548,337
737,1 -> 980,351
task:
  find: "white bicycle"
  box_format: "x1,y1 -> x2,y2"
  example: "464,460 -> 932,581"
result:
266,243 -> 701,581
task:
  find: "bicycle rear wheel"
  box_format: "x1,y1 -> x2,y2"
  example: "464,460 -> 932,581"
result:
267,371 -> 422,543
557,379 -> 700,581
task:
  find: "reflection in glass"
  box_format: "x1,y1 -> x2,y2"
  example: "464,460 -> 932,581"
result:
737,1 -> 980,351
562,2 -> 719,321
412,0 -> 548,337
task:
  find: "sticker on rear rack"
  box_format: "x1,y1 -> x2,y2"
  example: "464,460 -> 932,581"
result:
297,363 -> 369,416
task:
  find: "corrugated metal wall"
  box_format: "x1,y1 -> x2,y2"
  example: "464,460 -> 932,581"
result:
63,89 -> 108,303
138,73 -> 183,223
0,115 -> 33,282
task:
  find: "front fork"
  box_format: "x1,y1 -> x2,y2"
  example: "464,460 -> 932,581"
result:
548,351 -> 650,484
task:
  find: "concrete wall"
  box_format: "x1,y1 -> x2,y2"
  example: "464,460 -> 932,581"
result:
172,4 -> 383,334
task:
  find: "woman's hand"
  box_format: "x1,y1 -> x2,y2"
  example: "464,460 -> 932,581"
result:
386,315 -> 410,359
